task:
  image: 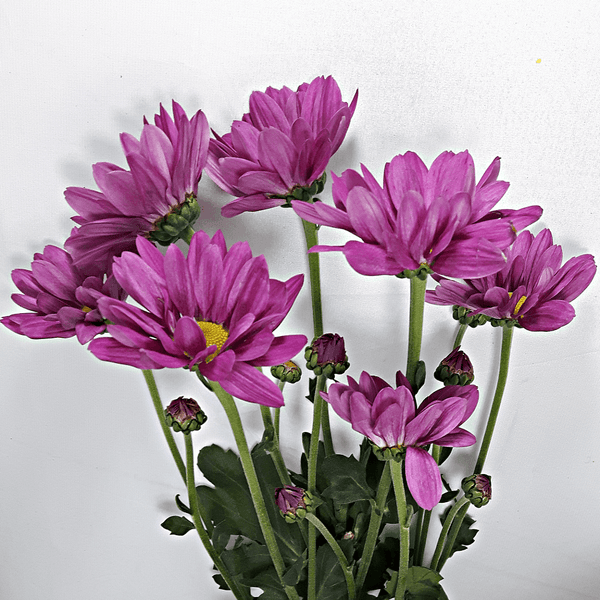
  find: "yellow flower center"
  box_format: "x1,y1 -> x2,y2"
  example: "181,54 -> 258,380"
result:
284,360 -> 297,368
196,320 -> 229,362
82,306 -> 93,313
513,295 -> 527,315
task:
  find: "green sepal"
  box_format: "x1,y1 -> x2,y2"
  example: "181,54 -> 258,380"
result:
147,194 -> 201,246
396,264 -> 432,280
413,360 -> 426,393
160,515 -> 195,536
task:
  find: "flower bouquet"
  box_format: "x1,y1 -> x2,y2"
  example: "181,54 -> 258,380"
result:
3,76 -> 596,600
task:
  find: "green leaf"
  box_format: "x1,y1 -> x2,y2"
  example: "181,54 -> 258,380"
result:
160,515 -> 194,536
174,494 -> 191,514
437,447 -> 453,466
383,567 -> 449,600
440,506 -> 478,557
413,360 -> 426,393
315,543 -> 348,600
321,454 -> 374,504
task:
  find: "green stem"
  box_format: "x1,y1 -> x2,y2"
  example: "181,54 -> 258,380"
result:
142,370 -> 186,482
453,323 -> 468,349
473,325 -> 514,474
406,276 -> 427,387
180,225 -> 195,245
434,497 -> 471,573
413,445 -> 440,566
429,496 -> 470,572
184,434 -> 247,599
210,382 -> 299,600
307,374 -> 327,600
260,405 -> 292,486
301,218 -> 335,459
355,461 -> 392,595
305,513 -> 356,600
390,460 -> 410,600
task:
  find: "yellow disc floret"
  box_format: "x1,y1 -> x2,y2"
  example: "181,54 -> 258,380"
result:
196,320 -> 229,362
513,295 -> 527,315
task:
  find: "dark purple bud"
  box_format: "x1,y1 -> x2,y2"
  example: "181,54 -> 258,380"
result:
164,397 -> 207,434
305,333 -> 350,379
462,474 -> 492,508
434,346 -> 474,386
274,485 -> 312,522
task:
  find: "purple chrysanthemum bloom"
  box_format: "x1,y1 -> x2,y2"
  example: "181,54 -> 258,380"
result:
88,230 -> 307,407
293,151 -> 542,279
427,228 -> 596,331
206,75 -> 358,217
2,245 -> 125,343
321,370 -> 478,510
65,101 -> 210,275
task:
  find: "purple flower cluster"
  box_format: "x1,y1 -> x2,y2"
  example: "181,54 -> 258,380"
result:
322,371 -> 478,510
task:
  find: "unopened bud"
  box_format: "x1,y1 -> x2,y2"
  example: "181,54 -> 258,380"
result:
164,396 -> 207,434
271,360 -> 302,384
274,485 -> 313,523
462,474 -> 492,508
305,333 -> 350,379
434,346 -> 475,386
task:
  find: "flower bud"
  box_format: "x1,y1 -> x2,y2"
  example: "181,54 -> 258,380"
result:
274,485 -> 313,523
305,333 -> 350,379
164,396 -> 207,433
271,360 -> 302,384
434,346 -> 475,386
462,474 -> 492,508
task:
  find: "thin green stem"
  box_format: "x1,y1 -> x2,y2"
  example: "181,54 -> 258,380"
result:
260,405 -> 292,486
474,325 -> 514,474
453,323 -> 468,349
413,445 -> 440,566
390,459 -> 410,600
355,461 -> 392,595
142,370 -> 186,482
436,498 -> 471,573
184,434 -> 247,599
210,382 -> 299,600
406,276 -> 427,387
305,513 -> 356,600
307,374 -> 327,600
429,496 -> 470,572
180,225 -> 195,245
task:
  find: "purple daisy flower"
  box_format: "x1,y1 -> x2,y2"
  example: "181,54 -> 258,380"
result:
321,370 -> 478,510
88,230 -> 307,407
426,228 -> 596,331
206,75 -> 358,217
65,101 -> 210,275
2,245 -> 125,343
293,151 -> 542,279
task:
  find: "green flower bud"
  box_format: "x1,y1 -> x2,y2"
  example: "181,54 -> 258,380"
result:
462,474 -> 492,508
164,396 -> 207,434
305,333 -> 350,379
452,305 -> 490,328
434,346 -> 475,386
271,360 -> 302,384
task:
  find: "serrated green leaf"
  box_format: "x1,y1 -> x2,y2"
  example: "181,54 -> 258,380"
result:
321,454 -> 374,504
315,543 -> 348,600
160,515 -> 194,536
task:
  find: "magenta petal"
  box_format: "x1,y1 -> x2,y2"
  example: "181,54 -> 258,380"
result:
219,361 -> 285,407
247,334 -> 307,366
341,241 -> 403,276
434,238 -> 506,278
221,195 -> 285,217
89,338 -> 161,369
519,300 -> 575,331
405,446 -> 443,510
434,428 -> 476,447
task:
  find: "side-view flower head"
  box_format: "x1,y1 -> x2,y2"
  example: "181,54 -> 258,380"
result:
65,101 -> 210,275
426,228 -> 597,331
2,245 -> 125,343
293,151 -> 543,279
206,75 -> 358,217
88,230 -> 307,407
321,370 -> 478,510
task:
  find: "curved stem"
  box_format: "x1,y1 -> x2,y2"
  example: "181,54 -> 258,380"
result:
453,323 -> 468,349
413,444 -> 440,566
307,374 -> 327,600
305,513 -> 356,600
142,370 -> 186,482
390,459 -> 410,600
210,382 -> 299,600
260,405 -> 292,486
184,434 -> 247,599
429,496 -> 469,571
406,276 -> 427,388
474,325 -> 514,474
355,461 -> 392,595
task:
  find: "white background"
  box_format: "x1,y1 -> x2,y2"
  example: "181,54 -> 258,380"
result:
1,1 -> 599,599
